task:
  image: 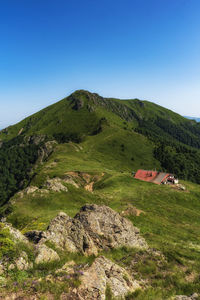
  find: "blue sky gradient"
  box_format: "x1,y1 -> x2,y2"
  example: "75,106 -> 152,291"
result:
0,0 -> 200,128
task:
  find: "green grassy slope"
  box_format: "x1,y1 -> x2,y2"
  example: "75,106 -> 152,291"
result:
1,90 -> 200,144
2,139 -> 200,299
0,90 -> 200,298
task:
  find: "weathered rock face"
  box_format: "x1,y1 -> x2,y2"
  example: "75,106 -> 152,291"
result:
14,251 -> 33,271
3,223 -> 29,244
25,230 -> 44,244
68,94 -> 84,111
35,244 -> 60,264
41,212 -> 98,256
45,178 -> 68,192
69,256 -> 140,300
24,186 -> 38,195
75,204 -> 148,250
40,204 -> 147,256
37,140 -> 57,164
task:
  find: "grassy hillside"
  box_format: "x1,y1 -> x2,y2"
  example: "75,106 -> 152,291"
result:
1,139 -> 200,299
1,90 -> 199,143
1,90 -> 200,186
0,90 -> 200,298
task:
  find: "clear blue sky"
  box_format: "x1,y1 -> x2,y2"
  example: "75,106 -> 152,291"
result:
0,0 -> 200,128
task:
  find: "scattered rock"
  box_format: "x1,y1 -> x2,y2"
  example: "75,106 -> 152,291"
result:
178,184 -> 186,191
121,205 -> 145,217
173,294 -> 198,300
0,276 -> 6,287
171,184 -> 186,191
15,251 -> 33,271
24,186 -> 39,194
8,264 -> 15,271
72,256 -> 140,299
3,223 -> 29,244
35,244 -> 60,264
56,261 -> 75,274
45,178 -> 68,192
63,176 -> 79,188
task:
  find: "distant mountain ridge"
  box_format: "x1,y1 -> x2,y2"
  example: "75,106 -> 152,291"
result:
184,116 -> 200,122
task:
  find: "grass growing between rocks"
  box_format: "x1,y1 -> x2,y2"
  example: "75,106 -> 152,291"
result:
1,138 -> 200,299
1,246 -> 96,299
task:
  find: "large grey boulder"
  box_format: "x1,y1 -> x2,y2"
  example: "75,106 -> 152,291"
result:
75,204 -> 148,250
41,212 -> 98,256
40,204 -> 147,256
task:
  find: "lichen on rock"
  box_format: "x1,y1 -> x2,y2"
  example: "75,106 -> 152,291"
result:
75,204 -> 148,250
39,204 -> 147,256
68,256 -> 140,299
35,244 -> 60,264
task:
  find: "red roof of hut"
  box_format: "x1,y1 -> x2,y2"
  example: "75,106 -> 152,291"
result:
134,170 -> 170,184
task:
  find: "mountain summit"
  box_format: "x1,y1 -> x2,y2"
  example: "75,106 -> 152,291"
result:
0,90 -> 200,299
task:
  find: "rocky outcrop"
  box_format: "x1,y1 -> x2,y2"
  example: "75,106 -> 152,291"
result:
75,204 -> 148,250
17,178 -> 69,199
64,171 -> 105,192
37,140 -> 57,164
41,212 -> 98,256
68,256 -> 140,300
25,230 -> 44,243
45,178 -> 68,192
24,186 -> 38,195
39,204 -> 147,255
8,251 -> 33,271
121,204 -> 145,217
3,223 -> 29,244
35,244 -> 60,264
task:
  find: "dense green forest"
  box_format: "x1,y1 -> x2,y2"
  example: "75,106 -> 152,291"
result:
136,117 -> 200,183
0,136 -> 39,206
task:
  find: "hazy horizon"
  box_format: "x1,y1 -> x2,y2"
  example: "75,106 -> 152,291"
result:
1,0 -> 200,128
